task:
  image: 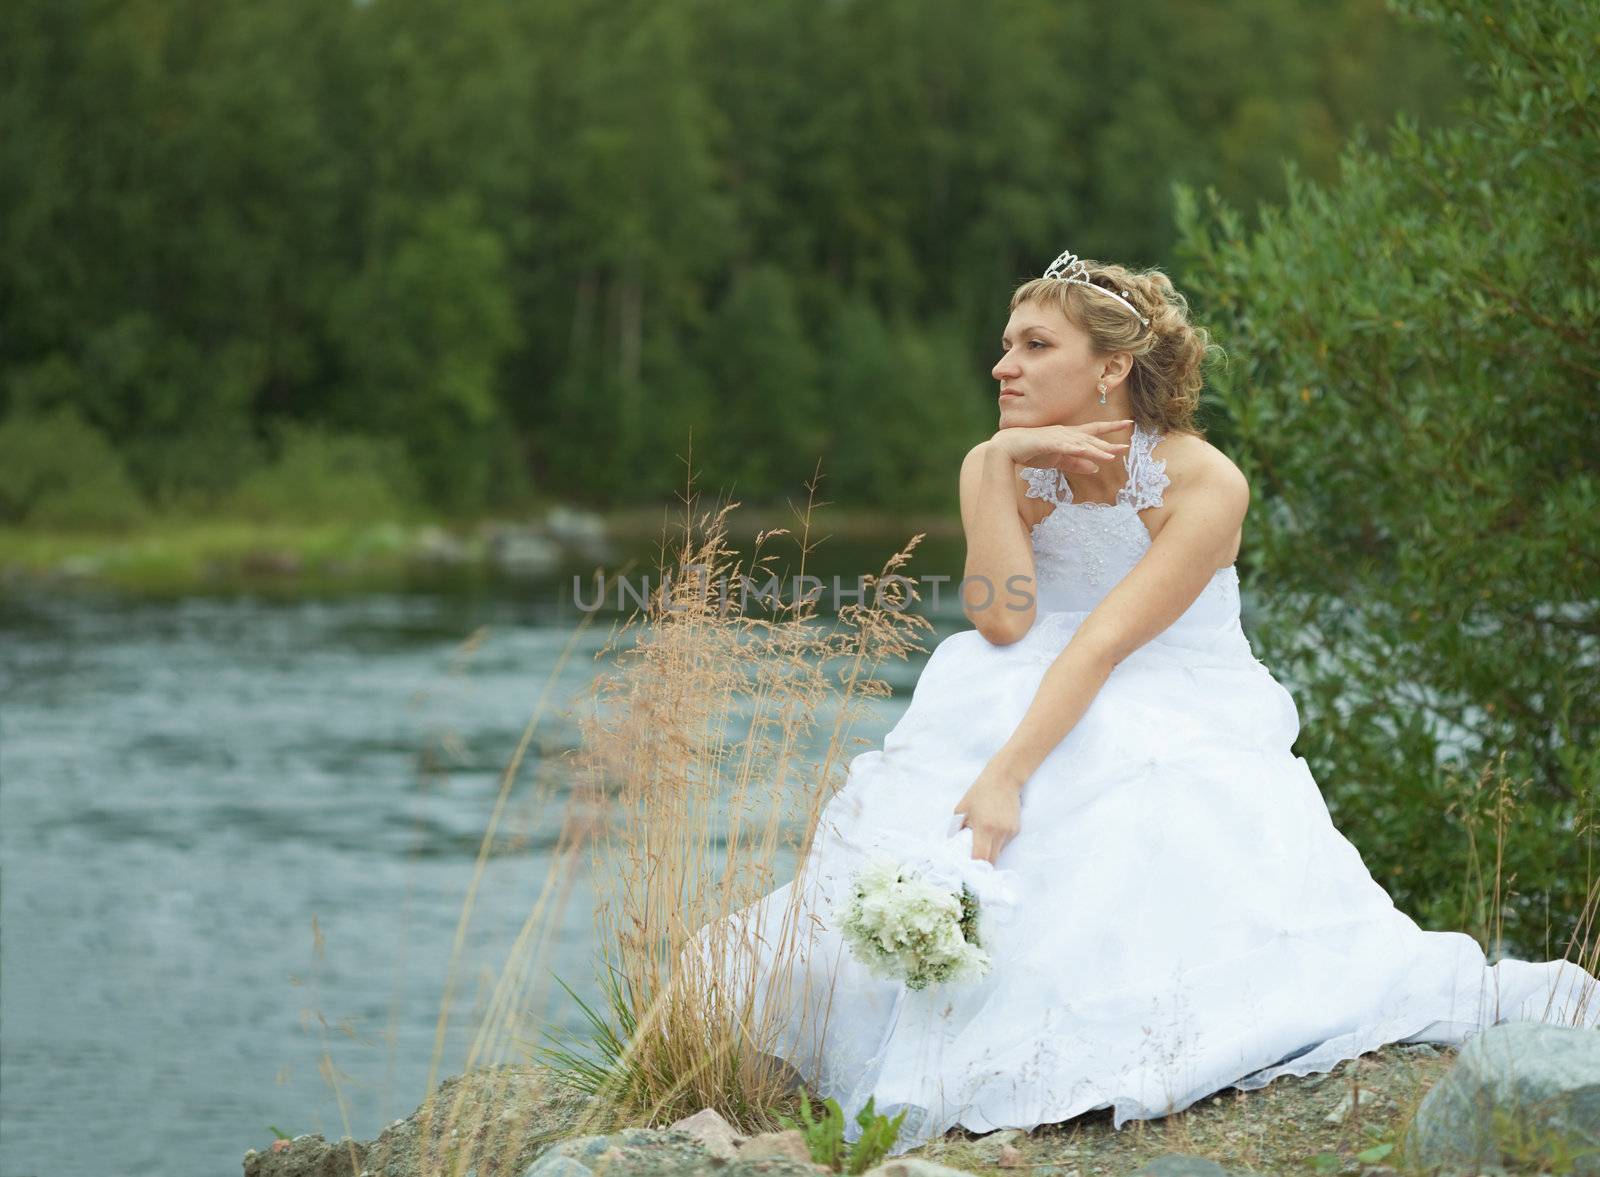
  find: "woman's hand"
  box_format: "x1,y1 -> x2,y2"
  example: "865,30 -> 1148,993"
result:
951,762 -> 1026,865
986,419 -> 1133,475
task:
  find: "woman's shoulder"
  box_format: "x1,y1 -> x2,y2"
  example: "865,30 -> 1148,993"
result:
1148,428 -> 1249,505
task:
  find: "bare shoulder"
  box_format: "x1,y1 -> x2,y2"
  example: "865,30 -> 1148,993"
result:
958,440 -> 1008,533
1151,430 -> 1249,509
958,440 -> 991,505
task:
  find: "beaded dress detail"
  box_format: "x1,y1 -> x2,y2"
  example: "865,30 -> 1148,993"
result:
684,422 -> 1599,1156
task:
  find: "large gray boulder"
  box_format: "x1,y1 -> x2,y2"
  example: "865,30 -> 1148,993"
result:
523,1125 -> 778,1177
1406,1021 -> 1600,1175
522,1122 -> 902,1175
243,1063 -> 597,1177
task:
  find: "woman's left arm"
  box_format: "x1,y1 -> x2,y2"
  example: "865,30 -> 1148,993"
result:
954,455 -> 1248,862
995,455 -> 1249,786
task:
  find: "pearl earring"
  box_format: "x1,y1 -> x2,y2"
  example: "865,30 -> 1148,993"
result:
1097,382 -> 1108,405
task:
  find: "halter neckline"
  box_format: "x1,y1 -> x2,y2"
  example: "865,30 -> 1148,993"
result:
1021,421 -> 1169,514
1067,420 -> 1150,507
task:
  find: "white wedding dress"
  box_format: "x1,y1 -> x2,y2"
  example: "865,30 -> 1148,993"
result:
684,422 -> 1599,1156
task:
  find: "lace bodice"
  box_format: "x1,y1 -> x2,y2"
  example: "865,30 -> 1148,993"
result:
1021,421 -> 1172,514
1018,421 -> 1241,629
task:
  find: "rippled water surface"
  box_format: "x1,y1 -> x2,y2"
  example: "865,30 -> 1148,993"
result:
0,574 -> 934,1177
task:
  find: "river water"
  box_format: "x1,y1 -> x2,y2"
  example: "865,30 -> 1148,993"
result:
0,536 -> 969,1177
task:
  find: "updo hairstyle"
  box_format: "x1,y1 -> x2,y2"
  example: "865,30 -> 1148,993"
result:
1009,259 -> 1223,437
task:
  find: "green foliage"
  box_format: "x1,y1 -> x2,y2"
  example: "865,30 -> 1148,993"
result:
695,265 -> 824,503
1174,0 -> 1598,953
0,404 -> 148,530
1356,1141 -> 1395,1165
956,883 -> 980,947
326,194 -> 520,513
224,422 -> 420,524
820,297 -> 989,512
776,1090 -> 908,1175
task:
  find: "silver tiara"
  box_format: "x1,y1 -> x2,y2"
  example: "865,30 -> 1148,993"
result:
1042,249 -> 1150,327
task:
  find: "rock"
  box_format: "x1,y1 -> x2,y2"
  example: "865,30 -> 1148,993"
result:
242,1132 -> 368,1177
1407,1022 -> 1600,1176
1397,1042 -> 1441,1057
245,1063 -> 598,1177
720,1161 -> 831,1177
735,1128 -> 813,1165
524,1154 -> 595,1177
411,525 -> 474,566
1322,1088 -> 1384,1123
996,1142 -> 1025,1167
859,1160 -> 982,1177
544,506 -> 610,556
529,1126 -> 733,1176
408,1102 -> 824,1177
1128,1156 -> 1251,1177
967,1127 -> 1027,1163
535,1133 -> 619,1166
669,1107 -> 745,1161
484,525 -> 560,577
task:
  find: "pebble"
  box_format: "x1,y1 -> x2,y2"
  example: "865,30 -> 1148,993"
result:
1322,1088 -> 1384,1124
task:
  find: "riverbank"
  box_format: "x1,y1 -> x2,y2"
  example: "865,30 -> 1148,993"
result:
242,1041 -> 1464,1177
0,503 -> 962,598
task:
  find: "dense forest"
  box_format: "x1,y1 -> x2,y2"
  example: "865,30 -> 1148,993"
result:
0,0 -> 1467,524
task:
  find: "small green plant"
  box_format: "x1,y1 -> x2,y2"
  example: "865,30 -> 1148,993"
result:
1354,1140 -> 1395,1166
777,1090 -> 908,1175
530,963 -> 644,1101
266,1124 -> 291,1140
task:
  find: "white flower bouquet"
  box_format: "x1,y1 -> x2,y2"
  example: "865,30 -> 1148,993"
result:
837,818 -> 1021,992
840,857 -> 990,990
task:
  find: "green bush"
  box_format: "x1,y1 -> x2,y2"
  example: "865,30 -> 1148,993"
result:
224,422 -> 421,524
1174,0 -> 1598,954
0,405 -> 148,531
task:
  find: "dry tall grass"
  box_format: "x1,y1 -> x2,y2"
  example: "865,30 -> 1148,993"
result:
524,473 -> 930,1138
1444,750 -> 1600,1026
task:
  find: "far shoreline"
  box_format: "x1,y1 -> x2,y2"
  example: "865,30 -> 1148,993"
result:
0,502 -> 964,599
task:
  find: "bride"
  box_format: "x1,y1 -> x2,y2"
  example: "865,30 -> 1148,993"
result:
687,248 -> 1600,1156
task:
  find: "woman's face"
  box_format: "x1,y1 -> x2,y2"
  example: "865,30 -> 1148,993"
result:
991,299 -> 1118,427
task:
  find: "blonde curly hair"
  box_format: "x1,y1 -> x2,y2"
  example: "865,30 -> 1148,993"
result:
1009,259 -> 1222,438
